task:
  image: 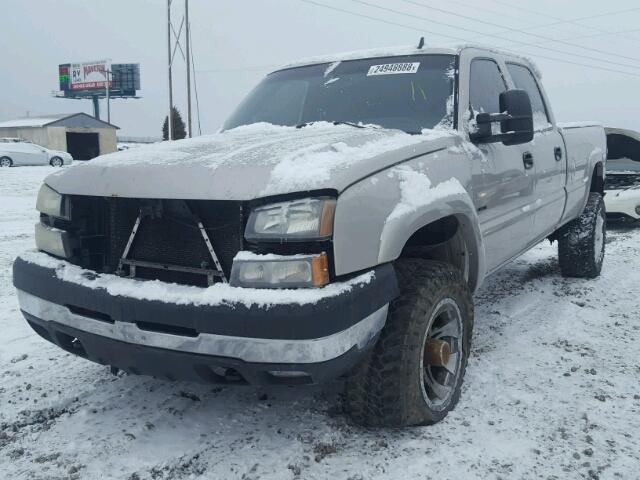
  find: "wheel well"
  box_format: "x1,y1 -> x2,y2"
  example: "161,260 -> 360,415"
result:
590,162 -> 604,194
400,216 -> 471,286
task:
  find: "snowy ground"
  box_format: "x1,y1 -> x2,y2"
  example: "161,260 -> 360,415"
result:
1,167 -> 639,480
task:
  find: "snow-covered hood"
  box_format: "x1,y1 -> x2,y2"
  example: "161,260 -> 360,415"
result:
44,122 -> 458,200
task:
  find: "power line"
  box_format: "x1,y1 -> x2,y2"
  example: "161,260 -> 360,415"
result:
195,24 -> 640,75
298,0 -> 465,42
489,0 -> 640,41
297,0 -> 640,78
398,0 -> 640,66
520,26 -> 640,48
425,0 -> 536,27
351,0 -> 640,68
348,0 -> 640,70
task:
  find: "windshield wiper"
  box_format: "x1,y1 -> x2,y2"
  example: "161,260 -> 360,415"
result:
331,121 -> 366,129
296,120 -> 368,129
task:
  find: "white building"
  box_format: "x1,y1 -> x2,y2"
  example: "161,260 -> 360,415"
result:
0,113 -> 119,160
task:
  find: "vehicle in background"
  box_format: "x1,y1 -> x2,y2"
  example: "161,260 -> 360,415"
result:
13,44 -> 607,427
604,128 -> 640,223
605,157 -> 640,222
0,141 -> 73,167
0,137 -> 29,143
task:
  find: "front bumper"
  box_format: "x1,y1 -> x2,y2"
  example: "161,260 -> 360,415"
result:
13,253 -> 398,385
605,189 -> 640,220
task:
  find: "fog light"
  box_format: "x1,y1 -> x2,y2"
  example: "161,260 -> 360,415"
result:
35,223 -> 72,258
230,252 -> 329,288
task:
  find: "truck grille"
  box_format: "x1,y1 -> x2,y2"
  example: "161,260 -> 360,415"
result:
65,196 -> 244,287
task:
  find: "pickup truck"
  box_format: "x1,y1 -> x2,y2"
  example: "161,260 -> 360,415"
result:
13,44 -> 607,427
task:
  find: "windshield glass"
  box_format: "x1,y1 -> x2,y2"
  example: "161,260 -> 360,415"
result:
224,54 -> 456,134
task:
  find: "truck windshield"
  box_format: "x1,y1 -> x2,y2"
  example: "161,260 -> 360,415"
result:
224,54 -> 456,134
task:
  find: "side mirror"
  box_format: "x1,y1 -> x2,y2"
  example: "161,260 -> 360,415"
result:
470,89 -> 534,146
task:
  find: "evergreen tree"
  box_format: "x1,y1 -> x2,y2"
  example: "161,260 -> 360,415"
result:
162,106 -> 187,140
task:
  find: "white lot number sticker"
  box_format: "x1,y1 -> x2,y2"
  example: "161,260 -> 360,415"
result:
367,62 -> 420,76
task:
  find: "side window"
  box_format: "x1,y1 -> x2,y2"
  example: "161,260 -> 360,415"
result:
469,59 -> 507,115
506,63 -> 550,129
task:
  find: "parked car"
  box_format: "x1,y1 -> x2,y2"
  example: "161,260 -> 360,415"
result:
605,157 -> 640,222
604,128 -> 640,223
0,141 -> 73,167
13,44 -> 607,427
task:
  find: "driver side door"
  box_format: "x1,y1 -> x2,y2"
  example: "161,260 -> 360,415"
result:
467,58 -> 536,272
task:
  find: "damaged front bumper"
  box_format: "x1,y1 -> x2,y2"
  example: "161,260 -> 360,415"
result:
13,252 -> 398,385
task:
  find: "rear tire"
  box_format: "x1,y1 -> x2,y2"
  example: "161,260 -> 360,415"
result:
558,192 -> 606,278
0,156 -> 12,167
345,259 -> 473,427
50,157 -> 63,167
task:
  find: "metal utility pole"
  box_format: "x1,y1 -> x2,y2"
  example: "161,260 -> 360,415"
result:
185,0 -> 192,138
166,0 -> 174,141
105,69 -> 111,124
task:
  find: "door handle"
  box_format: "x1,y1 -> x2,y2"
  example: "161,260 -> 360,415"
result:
523,152 -> 534,170
554,147 -> 563,161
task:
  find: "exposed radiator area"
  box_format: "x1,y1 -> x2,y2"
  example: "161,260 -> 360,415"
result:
60,196 -> 244,287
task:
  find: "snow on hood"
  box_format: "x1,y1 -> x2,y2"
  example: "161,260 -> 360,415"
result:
45,122 -> 458,200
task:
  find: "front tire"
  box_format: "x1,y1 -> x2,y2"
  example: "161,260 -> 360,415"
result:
557,192 -> 606,278
0,156 -> 12,167
50,157 -> 63,167
345,259 -> 473,427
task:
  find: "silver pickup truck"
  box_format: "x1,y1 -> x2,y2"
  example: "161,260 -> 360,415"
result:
13,45 -> 607,427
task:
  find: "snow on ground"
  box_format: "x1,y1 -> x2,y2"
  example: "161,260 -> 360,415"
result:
1,167 -> 640,480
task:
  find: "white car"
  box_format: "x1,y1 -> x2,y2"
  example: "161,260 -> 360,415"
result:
0,142 -> 73,167
605,157 -> 640,222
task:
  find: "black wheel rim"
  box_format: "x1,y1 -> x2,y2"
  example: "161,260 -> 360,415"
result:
420,298 -> 463,410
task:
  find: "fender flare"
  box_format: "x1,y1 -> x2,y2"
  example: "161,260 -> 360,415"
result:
378,189 -> 486,292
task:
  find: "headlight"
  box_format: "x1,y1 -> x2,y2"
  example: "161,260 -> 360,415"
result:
35,223 -> 73,258
245,197 -> 336,242
36,184 -> 69,219
230,252 -> 329,288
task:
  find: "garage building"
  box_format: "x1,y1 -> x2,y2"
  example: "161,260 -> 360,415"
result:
0,113 -> 118,160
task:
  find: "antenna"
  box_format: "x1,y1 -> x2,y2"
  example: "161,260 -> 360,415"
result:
417,36 -> 425,49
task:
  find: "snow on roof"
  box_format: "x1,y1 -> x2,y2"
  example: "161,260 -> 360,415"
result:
277,43 -> 542,77
0,114 -> 71,128
0,112 -> 118,129
279,45 -> 459,70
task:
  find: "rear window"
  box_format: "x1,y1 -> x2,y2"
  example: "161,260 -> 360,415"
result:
507,63 -> 551,130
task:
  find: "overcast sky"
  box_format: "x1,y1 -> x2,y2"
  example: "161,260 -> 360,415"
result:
2,0 -> 640,138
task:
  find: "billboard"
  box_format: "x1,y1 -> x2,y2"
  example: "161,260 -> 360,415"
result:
58,62 -> 140,98
70,60 -> 111,91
